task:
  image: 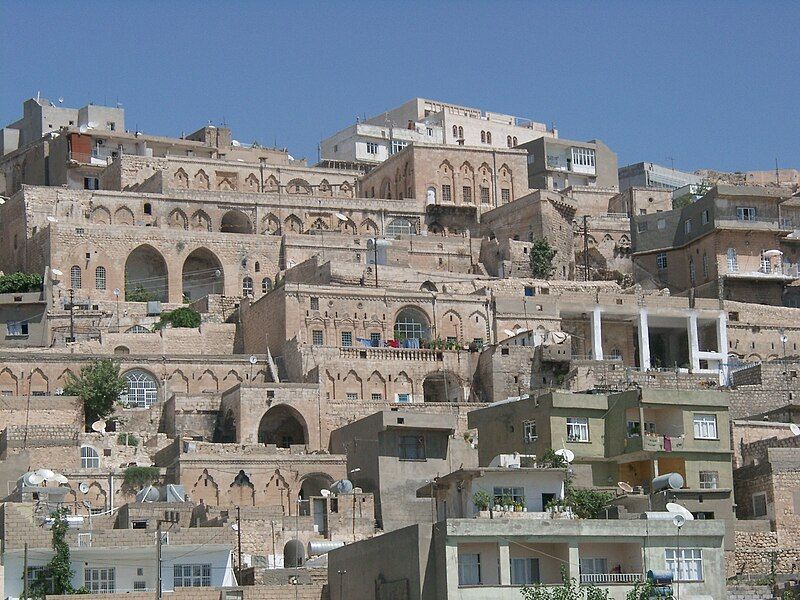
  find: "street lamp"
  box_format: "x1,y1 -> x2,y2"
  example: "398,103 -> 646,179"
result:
337,569 -> 347,600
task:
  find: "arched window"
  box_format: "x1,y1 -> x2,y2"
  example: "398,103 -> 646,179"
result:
122,370 -> 158,408
261,277 -> 272,294
512,136 -> 517,146
507,135 -> 512,147
70,265 -> 82,289
458,126 -> 463,138
609,348 -> 622,360
254,261 -> 260,273
387,218 -> 415,236
480,131 -> 486,143
394,307 -> 430,342
242,277 -> 254,297
95,266 -> 106,290
81,446 -> 100,469
452,125 -> 458,137
486,131 -> 492,144
126,325 -> 151,334
727,248 -> 738,272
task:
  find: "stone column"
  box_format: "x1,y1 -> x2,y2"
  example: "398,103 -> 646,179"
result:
568,542 -> 581,583
499,539 -> 511,585
590,306 -> 603,360
716,311 -> 729,384
687,313 -> 700,371
638,309 -> 651,371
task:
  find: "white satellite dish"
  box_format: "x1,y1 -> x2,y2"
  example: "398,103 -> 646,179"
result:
504,329 -> 516,337
335,213 -> 348,222
79,482 -> 90,494
113,288 -> 121,297
87,121 -> 98,129
320,489 -> 331,497
763,249 -> 783,258
230,522 -> 239,531
36,468 -> 55,481
24,472 -> 45,486
91,420 -> 107,434
790,424 -> 800,436
665,502 -> 694,521
781,334 -> 789,344
78,125 -> 88,133
58,97 -> 64,104
47,216 -> 58,223
672,513 -> 686,528
54,474 -> 69,485
51,268 -> 63,277
249,355 -> 258,365
555,448 -> 575,464
55,388 -> 64,396
617,481 -> 634,494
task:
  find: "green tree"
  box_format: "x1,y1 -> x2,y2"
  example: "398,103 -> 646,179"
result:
565,486 -> 614,519
154,306 -> 201,329
29,508 -> 75,597
530,239 -> 557,279
538,448 -> 568,469
125,284 -> 155,302
63,359 -> 128,427
122,466 -> 160,491
0,272 -> 43,294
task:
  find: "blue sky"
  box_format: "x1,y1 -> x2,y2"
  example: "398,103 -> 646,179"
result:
1,1 -> 798,173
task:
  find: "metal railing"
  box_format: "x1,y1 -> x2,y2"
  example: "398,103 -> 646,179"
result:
580,573 -> 643,584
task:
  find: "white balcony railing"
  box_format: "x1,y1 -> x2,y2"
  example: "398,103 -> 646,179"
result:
580,573 -> 643,584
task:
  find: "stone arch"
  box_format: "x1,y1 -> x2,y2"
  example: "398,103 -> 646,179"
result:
28,368 -> 49,395
394,371 -> 413,401
56,368 -> 75,388
264,469 -> 292,514
459,161 -> 475,203
85,482 -> 107,511
284,214 -> 303,234
192,469 -> 220,505
174,168 -> 189,188
193,169 -> 210,190
298,472 -> 334,514
121,369 -> 160,408
286,178 -> 311,195
167,208 -> 188,230
311,217 -> 329,231
440,309 -> 463,340
245,173 -> 259,192
428,221 -> 444,235
182,247 -> 224,301
360,218 -> 378,236
90,206 -> 111,224
220,210 -> 253,234
394,306 -> 431,342
261,213 -> 281,235
191,210 -> 212,232
0,367 -> 19,395
114,345 -> 130,355
367,370 -> 387,401
469,311 -> 489,340
339,181 -> 353,197
222,370 -> 243,390
168,370 -> 189,394
198,369 -> 219,393
264,175 -> 279,192
114,206 -> 134,226
342,370 -> 363,399
215,409 -> 237,443
258,404 -> 308,447
125,244 -> 168,302
438,160 -> 455,203
318,179 -> 332,197
379,177 -> 392,199
420,281 -> 438,292
229,470 -> 256,506
498,163 -> 514,202
423,370 -> 462,403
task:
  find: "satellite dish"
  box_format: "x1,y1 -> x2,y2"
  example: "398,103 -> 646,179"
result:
790,424 -> 800,436
47,216 -> 58,223
335,213 -> 348,222
504,329 -> 516,337
320,489 -> 331,498
249,355 -> 258,365
230,523 -> 239,531
617,481 -> 634,494
113,288 -> 121,296
666,502 -> 694,521
58,97 -> 64,104
79,125 -> 88,133
555,448 -> 575,464
51,268 -> 63,277
79,482 -> 90,494
36,469 -> 55,481
781,334 -> 789,344
82,500 -> 93,509
87,121 -> 98,129
23,472 -> 45,486
91,420 -> 107,434
672,513 -> 686,528
54,474 -> 69,485
54,387 -> 64,396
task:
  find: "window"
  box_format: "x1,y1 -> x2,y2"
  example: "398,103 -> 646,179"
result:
372,392 -> 384,401
365,142 -> 378,155
133,581 -> 147,591
442,184 -> 452,203
122,370 -> 158,408
480,131 -> 486,143
458,553 -> 481,585
727,248 -> 738,273
346,393 -> 358,401
656,252 -> 668,270
370,332 -> 381,345
566,417 -> 589,442
6,320 -> 28,336
396,393 -> 410,403
174,564 -> 211,587
81,446 -> 100,468
511,558 -> 540,585
513,136 -> 517,146
71,265 -> 82,289
310,297 -> 319,310
27,566 -> 55,594
453,125 -> 458,137
665,548 -> 703,582
462,186 -> 472,204
85,567 -> 115,593
472,337 -> 483,348
106,121 -> 116,131
493,486 -> 524,505
458,126 -> 463,138
312,330 -> 324,346
701,210 -> 709,225
627,421 -> 655,436
737,207 -> 756,221
398,434 -> 425,460
486,132 -> 492,144
427,127 -> 433,136
242,277 -> 253,297
143,202 -> 152,215
95,266 -> 106,290
689,258 -> 696,284
501,188 -> 510,203
391,140 -> 407,154
752,492 -> 768,517
580,558 -> 609,575
609,347 -> 622,360
78,532 -> 93,545
699,471 -> 718,489
83,177 -> 100,190
480,186 -> 490,204
387,218 -> 415,236
684,219 -> 692,234
523,420 -> 537,443
693,414 -> 718,439
261,277 -> 272,294
341,331 -> 353,347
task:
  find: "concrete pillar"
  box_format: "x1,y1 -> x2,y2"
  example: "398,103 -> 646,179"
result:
687,313 -> 700,371
499,539 -> 511,585
568,542 -> 581,583
716,311 -> 729,384
637,309 -> 651,371
590,306 -> 603,360
444,541 -> 460,596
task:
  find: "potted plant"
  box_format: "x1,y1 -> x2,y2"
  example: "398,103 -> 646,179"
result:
501,494 -> 513,512
472,489 -> 491,512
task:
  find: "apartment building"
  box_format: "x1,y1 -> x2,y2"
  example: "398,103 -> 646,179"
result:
521,137 -> 618,191
618,161 -> 703,192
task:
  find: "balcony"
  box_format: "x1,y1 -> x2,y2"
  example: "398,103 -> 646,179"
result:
625,433 -> 685,453
339,346 -> 442,362
580,573 -> 643,584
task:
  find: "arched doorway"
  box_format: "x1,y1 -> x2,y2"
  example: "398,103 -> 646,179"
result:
258,405 -> 307,448
182,248 -> 224,301
298,473 -> 334,517
220,210 -> 253,234
422,371 -> 462,402
125,245 -> 168,302
393,306 -> 431,343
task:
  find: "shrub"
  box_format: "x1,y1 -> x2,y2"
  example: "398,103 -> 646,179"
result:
530,239 -> 557,279
538,448 -> 568,469
125,284 -> 155,302
63,359 -> 128,427
0,272 -> 43,294
117,432 -> 139,447
123,466 -> 160,490
472,489 -> 491,511
155,307 -> 201,329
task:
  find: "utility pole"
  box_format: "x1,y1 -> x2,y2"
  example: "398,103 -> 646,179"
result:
236,506 -> 243,583
156,512 -> 179,600
23,542 -> 29,600
259,157 -> 266,193
68,288 -> 75,343
373,238 -> 379,287
583,215 -> 590,282
776,157 -> 780,185
337,569 -> 347,600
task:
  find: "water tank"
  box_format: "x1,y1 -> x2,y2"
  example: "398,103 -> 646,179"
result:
307,541 -> 344,556
135,485 -> 160,502
329,479 -> 354,495
651,473 -> 684,493
284,539 -> 305,567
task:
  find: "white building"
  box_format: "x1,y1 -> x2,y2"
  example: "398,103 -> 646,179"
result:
320,98 -> 556,166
